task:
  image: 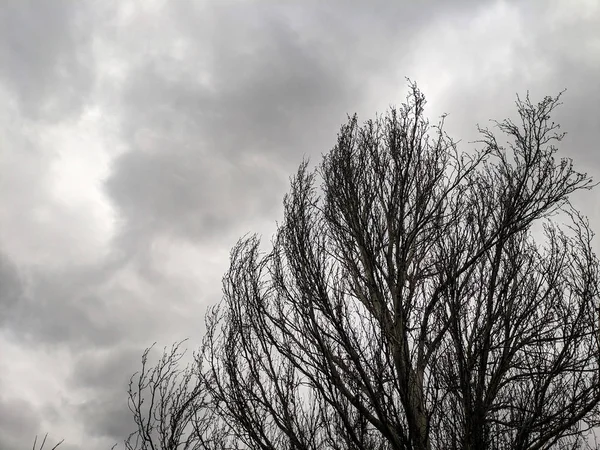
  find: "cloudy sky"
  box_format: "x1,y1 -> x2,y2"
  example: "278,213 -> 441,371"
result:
0,0 -> 599,448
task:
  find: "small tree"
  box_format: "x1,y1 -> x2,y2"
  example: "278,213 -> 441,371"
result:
134,84 -> 600,450
125,341 -> 230,450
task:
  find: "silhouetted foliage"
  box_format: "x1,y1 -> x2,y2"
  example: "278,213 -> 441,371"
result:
129,84 -> 600,450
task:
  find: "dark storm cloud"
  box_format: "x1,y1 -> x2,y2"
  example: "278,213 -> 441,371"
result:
0,0 -> 95,120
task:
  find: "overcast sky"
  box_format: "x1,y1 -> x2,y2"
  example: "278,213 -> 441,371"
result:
0,1 -> 599,449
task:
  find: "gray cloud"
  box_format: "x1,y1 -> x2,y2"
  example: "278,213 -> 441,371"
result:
0,396 -> 42,450
0,0 -> 95,121
10,264 -> 123,348
69,347 -> 142,442
5,258 -> 207,351
0,253 -> 23,326
105,0 -> 489,247
1,1 -> 599,449
105,139 -> 285,245
104,6 -> 363,245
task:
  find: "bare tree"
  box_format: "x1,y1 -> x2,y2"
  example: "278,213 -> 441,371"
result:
127,84 -> 600,450
32,434 -> 64,450
125,341 -> 230,450
203,84 -> 600,450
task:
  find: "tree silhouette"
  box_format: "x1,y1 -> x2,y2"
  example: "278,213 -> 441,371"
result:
130,84 -> 600,450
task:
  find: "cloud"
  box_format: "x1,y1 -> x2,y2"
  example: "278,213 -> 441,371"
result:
103,4 -> 365,246
103,0 -> 487,248
69,347 -> 142,441
0,253 -> 23,327
0,396 -> 42,450
0,1 -> 599,449
0,0 -> 95,121
404,0 -> 600,178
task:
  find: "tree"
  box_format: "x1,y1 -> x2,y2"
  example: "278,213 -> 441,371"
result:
124,341 -> 230,450
31,434 -> 64,450
132,84 -> 600,450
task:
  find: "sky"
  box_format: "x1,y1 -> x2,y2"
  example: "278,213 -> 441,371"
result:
0,1 -> 599,449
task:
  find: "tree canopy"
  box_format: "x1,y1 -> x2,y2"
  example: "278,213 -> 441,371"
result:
125,84 -> 600,450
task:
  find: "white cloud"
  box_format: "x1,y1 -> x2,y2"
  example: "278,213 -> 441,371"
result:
0,107 -> 117,268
